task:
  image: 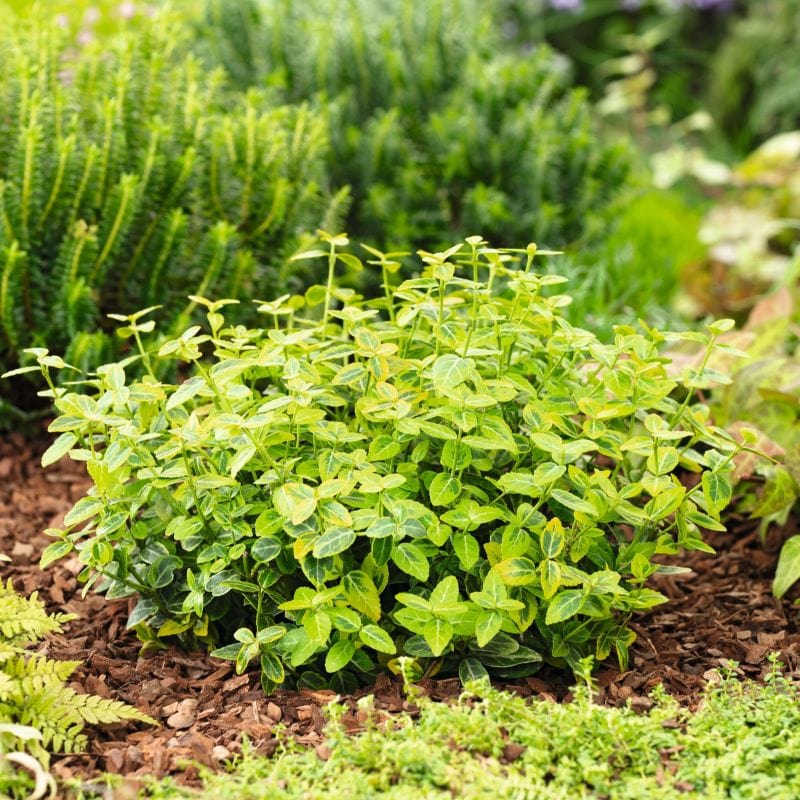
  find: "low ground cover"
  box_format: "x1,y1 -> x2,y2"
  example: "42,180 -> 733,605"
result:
134,665 -> 800,800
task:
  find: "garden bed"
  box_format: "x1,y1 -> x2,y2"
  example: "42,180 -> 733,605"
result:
2,431 -> 799,789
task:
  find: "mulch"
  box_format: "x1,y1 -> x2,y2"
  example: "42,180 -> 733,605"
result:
2,431 -> 800,790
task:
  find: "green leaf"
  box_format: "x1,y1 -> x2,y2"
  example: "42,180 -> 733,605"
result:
252,537 -> 282,563
429,575 -> 460,609
453,533 -> 480,570
41,433 -> 77,468
303,611 -> 332,645
545,590 -> 585,624
429,473 -> 462,506
431,354 -> 470,391
391,543 -> 430,581
210,643 -> 242,661
273,482 -> 317,525
147,555 -> 182,589
540,520 -> 564,559
313,527 -> 356,558
458,658 -> 489,686
166,376 -> 206,410
64,497 -> 104,527
364,517 -> 398,538
423,618 -> 453,656
39,539 -> 74,569
329,608 -> 362,633
644,486 -> 686,521
540,560 -> 561,599
359,624 -> 397,654
495,558 -> 538,586
260,652 -> 285,684
342,571 -> 381,621
533,462 -> 566,486
701,471 -> 733,515
475,611 -> 503,647
497,472 -> 539,497
550,489 -> 597,516
774,536 -> 800,599
325,639 -> 356,672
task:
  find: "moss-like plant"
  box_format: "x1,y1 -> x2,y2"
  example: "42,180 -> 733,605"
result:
32,236 -> 740,693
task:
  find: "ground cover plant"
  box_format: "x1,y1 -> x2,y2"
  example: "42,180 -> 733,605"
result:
28,236 -> 746,695
0,14 -> 330,411
3,0 -> 800,797
113,661 -> 800,800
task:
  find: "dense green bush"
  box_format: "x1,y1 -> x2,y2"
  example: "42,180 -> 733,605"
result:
708,0 -> 800,154
37,237 -> 739,692
0,17 -> 330,389
502,0 -> 737,126
194,0 -> 631,253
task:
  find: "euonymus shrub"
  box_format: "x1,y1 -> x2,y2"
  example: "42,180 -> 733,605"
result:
36,236 -> 740,693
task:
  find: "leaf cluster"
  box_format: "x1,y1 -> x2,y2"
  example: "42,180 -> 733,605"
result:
40,237 -> 739,693
701,289 -> 800,600
708,0 -> 800,154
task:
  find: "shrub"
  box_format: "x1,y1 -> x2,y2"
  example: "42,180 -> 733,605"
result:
0,16 -> 330,399
708,0 -> 800,154
36,237 -> 739,693
0,563 -> 155,799
503,0 -> 736,125
194,0 -> 632,254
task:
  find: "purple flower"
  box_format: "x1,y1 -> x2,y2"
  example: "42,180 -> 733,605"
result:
548,0 -> 584,11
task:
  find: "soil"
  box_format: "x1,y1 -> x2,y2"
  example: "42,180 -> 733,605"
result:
2,431 -> 800,791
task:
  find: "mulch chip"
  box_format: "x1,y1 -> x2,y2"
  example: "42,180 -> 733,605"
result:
2,431 -> 799,786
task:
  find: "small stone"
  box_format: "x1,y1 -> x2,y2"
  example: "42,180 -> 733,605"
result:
266,702 -> 282,722
502,743 -> 526,762
315,744 -> 332,761
212,745 -> 232,763
166,699 -> 198,730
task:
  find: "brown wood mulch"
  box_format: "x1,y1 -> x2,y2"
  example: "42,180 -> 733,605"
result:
2,431 -> 800,789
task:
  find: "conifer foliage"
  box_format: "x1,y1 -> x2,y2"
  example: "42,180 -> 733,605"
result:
195,0 -> 631,251
0,17 -> 329,386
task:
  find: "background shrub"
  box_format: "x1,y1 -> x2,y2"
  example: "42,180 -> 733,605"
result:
0,17 -> 331,402
708,0 -> 800,154
40,238 -> 738,693
194,0 -> 632,254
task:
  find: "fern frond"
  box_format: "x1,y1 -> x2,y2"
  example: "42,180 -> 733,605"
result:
0,582 -> 157,758
2,654 -> 80,684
